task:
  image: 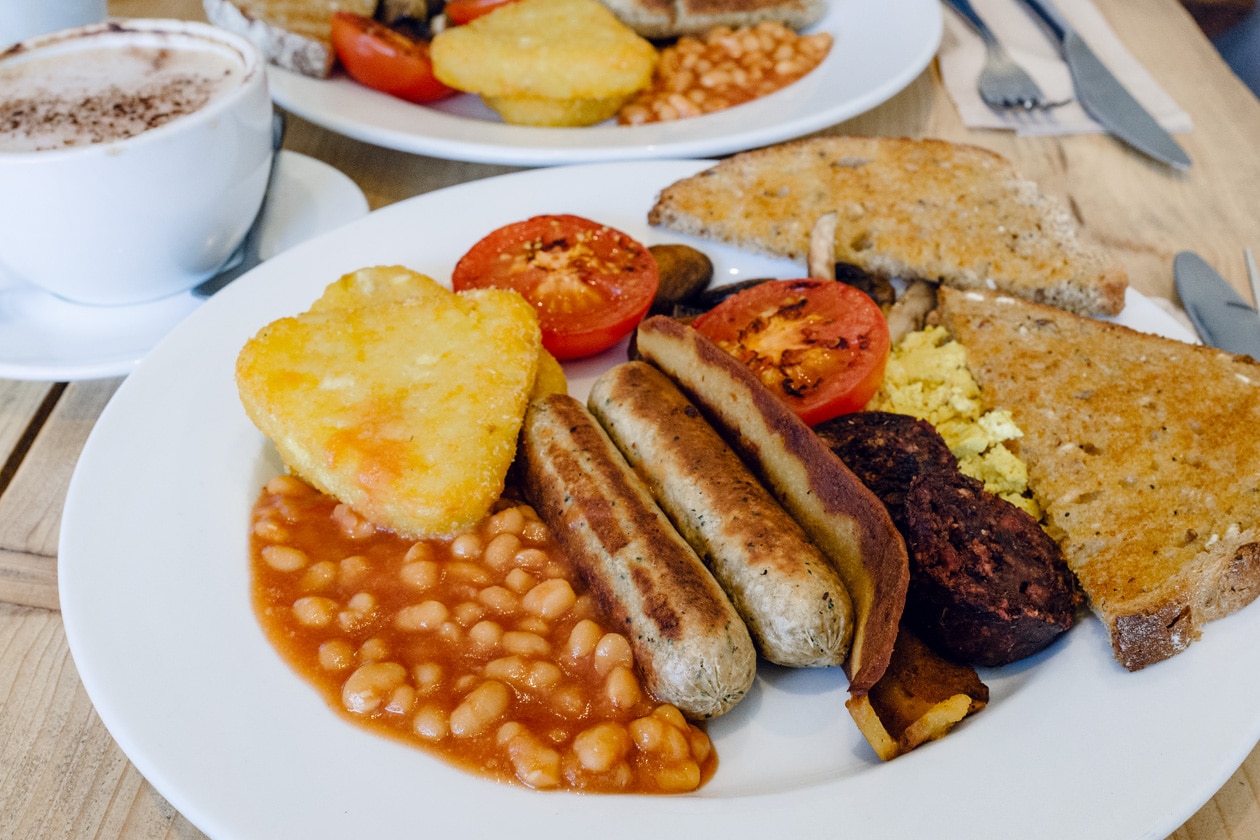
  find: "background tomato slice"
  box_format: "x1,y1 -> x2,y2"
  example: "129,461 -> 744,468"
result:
330,13 -> 457,104
690,279 -> 890,425
443,0 -> 521,24
451,215 -> 659,361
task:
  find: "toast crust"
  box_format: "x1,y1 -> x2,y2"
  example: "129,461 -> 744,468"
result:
934,287 -> 1260,670
599,0 -> 824,37
203,0 -> 376,77
649,136 -> 1128,317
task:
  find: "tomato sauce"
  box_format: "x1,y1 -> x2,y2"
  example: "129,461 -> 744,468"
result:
250,474 -> 716,793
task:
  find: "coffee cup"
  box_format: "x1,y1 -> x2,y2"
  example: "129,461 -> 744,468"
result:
0,19 -> 274,305
0,0 -> 107,48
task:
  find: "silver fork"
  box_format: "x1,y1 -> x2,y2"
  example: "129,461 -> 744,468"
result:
943,0 -> 1050,110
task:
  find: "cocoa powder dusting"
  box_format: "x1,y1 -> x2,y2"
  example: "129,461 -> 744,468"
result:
0,73 -> 223,149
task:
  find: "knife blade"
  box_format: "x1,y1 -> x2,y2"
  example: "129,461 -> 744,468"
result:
1015,0 -> 1191,170
1174,251 -> 1260,360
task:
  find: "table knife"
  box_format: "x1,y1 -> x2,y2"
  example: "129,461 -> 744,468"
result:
1174,251 -> 1260,360
1014,0 -> 1191,169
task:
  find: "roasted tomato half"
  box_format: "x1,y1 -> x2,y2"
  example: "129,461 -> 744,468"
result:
690,278 -> 890,425
443,0 -> 521,24
330,12 -> 458,104
451,214 -> 659,360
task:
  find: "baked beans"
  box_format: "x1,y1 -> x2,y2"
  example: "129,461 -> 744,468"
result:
250,477 -> 716,793
618,22 -> 832,125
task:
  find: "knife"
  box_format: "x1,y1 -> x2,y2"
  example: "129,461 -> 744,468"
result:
1173,251 -> 1260,360
1014,0 -> 1191,170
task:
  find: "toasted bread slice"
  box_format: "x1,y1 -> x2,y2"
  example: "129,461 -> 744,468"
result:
598,0 -> 824,37
649,136 -> 1128,317
934,287 -> 1260,670
202,0 -> 376,77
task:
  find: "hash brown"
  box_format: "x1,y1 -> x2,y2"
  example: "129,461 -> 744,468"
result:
237,270 -> 543,538
430,0 -> 657,126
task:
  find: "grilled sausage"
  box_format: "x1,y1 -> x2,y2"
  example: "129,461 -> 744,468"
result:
588,361 -> 853,667
634,315 -> 908,693
519,392 -> 757,718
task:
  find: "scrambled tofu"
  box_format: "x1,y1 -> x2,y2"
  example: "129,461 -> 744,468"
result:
430,0 -> 657,126
237,266 -> 561,537
867,325 -> 1040,517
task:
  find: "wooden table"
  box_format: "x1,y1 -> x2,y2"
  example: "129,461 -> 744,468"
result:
4,0 -> 1260,836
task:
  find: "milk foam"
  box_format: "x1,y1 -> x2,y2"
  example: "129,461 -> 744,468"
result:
0,36 -> 243,152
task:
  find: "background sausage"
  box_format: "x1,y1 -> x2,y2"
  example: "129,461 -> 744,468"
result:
519,393 -> 757,718
589,361 -> 853,667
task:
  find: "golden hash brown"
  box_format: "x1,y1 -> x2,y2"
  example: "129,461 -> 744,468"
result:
237,272 -> 543,537
430,0 -> 657,126
312,264 -> 567,398
308,264 -> 451,312
531,343 -> 568,398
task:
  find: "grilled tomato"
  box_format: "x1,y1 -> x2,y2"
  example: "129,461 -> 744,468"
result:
331,12 -> 458,104
690,278 -> 889,425
451,214 -> 659,360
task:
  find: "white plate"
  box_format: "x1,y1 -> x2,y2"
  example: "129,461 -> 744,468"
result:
0,151 -> 369,382
267,0 -> 941,166
61,160 -> 1260,840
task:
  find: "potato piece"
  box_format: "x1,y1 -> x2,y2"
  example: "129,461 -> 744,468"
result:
845,624 -> 988,761
237,277 -> 542,537
307,264 -> 451,312
430,0 -> 657,127
531,346 -> 568,398
482,93 -> 630,128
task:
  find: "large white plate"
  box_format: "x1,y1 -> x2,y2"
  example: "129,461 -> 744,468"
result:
61,160 -> 1260,840
0,152 -> 369,381
268,0 -> 941,166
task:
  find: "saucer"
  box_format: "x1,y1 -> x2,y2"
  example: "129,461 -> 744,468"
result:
0,151 -> 369,382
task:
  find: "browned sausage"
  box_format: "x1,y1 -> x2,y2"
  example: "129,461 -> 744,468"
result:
588,361 -> 853,667
519,392 -> 757,718
635,315 -> 908,694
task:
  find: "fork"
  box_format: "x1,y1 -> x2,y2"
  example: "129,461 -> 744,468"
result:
942,0 -> 1050,110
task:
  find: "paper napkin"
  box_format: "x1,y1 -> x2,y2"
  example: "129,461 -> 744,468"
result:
938,0 -> 1194,136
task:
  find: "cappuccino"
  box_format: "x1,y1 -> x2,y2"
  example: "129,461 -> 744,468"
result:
0,27 -> 244,152
0,19 -> 272,304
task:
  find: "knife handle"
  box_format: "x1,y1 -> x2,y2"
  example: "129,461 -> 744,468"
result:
941,0 -> 998,44
1013,0 -> 1069,44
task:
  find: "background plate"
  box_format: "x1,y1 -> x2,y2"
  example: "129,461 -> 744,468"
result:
60,160 -> 1260,840
268,0 -> 941,166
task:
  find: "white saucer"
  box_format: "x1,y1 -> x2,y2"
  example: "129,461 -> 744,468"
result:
0,151 -> 369,382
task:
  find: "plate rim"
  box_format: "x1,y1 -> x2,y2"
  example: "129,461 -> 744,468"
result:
266,0 -> 943,166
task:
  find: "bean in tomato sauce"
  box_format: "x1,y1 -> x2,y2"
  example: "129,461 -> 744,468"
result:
250,474 -> 716,793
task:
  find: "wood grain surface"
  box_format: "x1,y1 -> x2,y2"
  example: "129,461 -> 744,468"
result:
2,0 -> 1259,837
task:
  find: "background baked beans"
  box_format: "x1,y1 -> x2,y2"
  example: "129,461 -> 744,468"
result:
619,22 -> 833,125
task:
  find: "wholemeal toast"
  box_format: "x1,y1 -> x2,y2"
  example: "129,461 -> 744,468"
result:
934,287 -> 1260,670
203,0 -> 376,77
649,136 -> 1128,317
598,0 -> 825,37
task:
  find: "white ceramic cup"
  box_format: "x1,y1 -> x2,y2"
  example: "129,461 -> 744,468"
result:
0,0 -> 107,48
0,19 -> 273,305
